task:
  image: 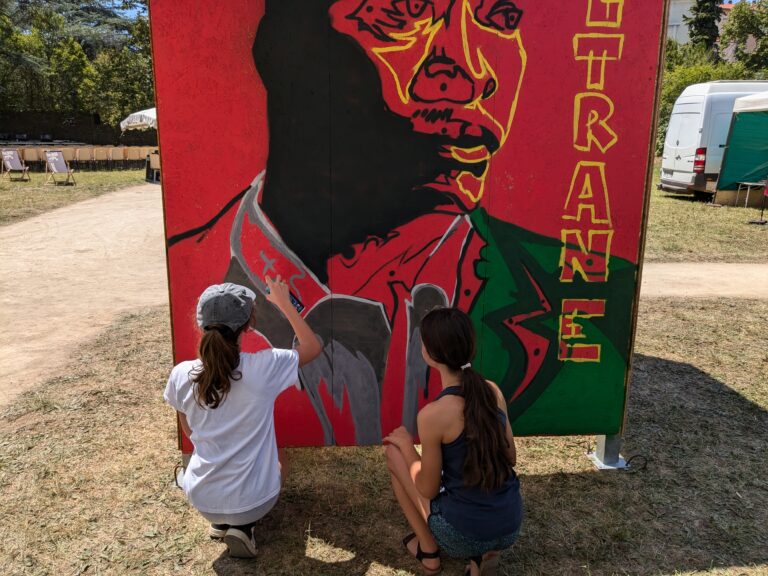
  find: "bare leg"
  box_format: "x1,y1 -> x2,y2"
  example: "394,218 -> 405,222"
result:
385,445 -> 440,572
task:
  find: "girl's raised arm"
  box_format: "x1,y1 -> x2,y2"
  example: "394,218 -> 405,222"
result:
263,276 -> 322,367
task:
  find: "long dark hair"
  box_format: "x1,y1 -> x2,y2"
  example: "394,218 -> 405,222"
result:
421,308 -> 515,492
191,324 -> 246,408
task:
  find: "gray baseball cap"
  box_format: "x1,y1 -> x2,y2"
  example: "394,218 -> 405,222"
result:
196,283 -> 256,332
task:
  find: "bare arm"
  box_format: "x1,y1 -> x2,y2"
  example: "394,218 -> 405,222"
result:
178,411 -> 192,439
414,408 -> 443,499
382,418 -> 443,500
261,276 -> 322,367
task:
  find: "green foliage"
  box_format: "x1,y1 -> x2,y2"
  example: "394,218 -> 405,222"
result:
684,0 -> 724,52
88,44 -> 153,126
49,37 -> 97,112
664,39 -> 714,71
721,0 -> 768,72
0,0 -> 152,128
656,56 -> 752,153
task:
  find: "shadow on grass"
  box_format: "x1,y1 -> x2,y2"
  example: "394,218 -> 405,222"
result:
514,353 -> 768,575
208,353 -> 768,576
661,192 -> 716,204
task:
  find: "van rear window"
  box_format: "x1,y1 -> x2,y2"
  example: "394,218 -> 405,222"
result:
672,101 -> 701,114
666,112 -> 700,148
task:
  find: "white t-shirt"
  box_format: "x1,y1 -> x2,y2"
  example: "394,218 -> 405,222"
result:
164,348 -> 299,514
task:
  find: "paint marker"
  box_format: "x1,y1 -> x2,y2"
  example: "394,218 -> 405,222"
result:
264,286 -> 305,313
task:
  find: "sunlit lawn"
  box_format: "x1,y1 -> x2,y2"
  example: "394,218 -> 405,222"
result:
0,168 -> 148,225
644,160 -> 768,263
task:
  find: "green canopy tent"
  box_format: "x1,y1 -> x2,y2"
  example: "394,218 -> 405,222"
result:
717,91 -> 768,205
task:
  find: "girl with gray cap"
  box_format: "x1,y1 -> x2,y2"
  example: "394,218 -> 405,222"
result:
164,276 -> 321,558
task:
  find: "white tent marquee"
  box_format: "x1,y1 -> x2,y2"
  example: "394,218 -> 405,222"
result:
733,90 -> 768,114
120,107 -> 157,131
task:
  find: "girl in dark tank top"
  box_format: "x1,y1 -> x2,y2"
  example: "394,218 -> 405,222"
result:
383,308 -> 523,576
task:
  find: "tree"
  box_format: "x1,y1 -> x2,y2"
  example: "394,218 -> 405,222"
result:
87,42 -> 153,126
48,37 -> 97,112
0,0 -> 152,126
721,0 -> 768,72
684,0 -> 724,52
664,39 -> 713,71
5,0 -> 148,57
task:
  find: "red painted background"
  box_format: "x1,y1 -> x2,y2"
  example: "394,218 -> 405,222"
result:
150,0 -> 666,449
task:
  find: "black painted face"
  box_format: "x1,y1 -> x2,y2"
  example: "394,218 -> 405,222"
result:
254,0 -> 459,283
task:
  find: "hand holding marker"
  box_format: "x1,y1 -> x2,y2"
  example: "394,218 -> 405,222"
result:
264,275 -> 304,313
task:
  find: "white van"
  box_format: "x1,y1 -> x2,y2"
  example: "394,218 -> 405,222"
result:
660,81 -> 768,194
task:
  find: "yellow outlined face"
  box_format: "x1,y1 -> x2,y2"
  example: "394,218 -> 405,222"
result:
330,0 -> 526,207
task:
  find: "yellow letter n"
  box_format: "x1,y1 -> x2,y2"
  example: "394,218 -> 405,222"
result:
560,229 -> 613,282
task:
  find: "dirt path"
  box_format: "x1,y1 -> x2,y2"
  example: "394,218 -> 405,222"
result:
0,184 -> 168,407
640,262 -> 768,298
1,185 -> 767,408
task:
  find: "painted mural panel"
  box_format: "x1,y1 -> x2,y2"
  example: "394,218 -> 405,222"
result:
150,0 -> 666,447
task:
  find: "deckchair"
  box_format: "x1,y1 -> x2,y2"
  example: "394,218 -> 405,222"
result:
1,149 -> 31,182
44,150 -> 76,185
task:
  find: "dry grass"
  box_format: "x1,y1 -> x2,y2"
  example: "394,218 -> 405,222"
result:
644,161 -> 768,263
1,157 -> 767,574
0,169 -> 147,225
1,298 -> 767,575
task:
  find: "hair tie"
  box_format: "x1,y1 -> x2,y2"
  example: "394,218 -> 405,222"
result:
460,362 -> 471,371
204,325 -> 235,339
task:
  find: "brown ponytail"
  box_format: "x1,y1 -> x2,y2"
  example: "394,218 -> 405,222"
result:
421,308 -> 515,492
191,324 -> 245,408
460,366 -> 514,491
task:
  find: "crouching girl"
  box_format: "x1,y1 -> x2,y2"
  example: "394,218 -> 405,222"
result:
164,278 -> 321,558
384,308 -> 523,576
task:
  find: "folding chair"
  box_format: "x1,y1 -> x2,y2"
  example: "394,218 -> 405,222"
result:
76,147 -> 94,170
1,149 -> 31,181
61,147 -> 77,165
148,152 -> 161,182
44,150 -> 76,185
93,147 -> 110,170
22,147 -> 41,171
110,146 -> 126,169
125,146 -> 142,168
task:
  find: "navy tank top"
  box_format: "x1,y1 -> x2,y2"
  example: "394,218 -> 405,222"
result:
433,386 -> 523,541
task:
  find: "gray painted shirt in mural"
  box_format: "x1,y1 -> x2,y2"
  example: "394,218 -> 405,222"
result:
226,172 -> 458,445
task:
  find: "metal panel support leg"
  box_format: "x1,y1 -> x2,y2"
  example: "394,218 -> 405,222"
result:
587,434 -> 627,470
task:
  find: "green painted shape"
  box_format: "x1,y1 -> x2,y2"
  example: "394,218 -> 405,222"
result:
718,111 -> 768,190
468,209 -> 637,436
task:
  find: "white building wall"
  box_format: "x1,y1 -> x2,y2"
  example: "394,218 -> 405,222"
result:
668,0 -> 694,43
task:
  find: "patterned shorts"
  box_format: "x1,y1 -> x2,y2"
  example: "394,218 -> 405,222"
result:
427,498 -> 521,559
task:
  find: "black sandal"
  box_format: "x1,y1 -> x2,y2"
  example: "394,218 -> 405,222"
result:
402,533 -> 442,575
